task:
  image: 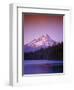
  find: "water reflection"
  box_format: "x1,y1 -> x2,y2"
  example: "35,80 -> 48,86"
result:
24,60 -> 63,74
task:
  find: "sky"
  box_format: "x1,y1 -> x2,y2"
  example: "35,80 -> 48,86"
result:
23,13 -> 63,45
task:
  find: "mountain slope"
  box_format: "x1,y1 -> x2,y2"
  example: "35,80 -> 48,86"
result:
24,42 -> 63,60
24,34 -> 57,52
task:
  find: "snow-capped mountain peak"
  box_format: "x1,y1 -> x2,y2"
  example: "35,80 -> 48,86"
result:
24,34 -> 57,52
27,34 -> 55,47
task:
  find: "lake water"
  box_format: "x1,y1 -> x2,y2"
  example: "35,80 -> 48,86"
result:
23,60 -> 63,74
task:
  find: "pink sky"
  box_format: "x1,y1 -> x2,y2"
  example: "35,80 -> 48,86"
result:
23,13 -> 63,44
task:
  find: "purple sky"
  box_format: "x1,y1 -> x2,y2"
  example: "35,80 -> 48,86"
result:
23,14 -> 63,45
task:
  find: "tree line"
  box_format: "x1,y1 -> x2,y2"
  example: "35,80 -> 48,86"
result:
24,42 -> 63,60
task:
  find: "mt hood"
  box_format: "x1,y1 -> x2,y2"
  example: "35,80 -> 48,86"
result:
24,34 -> 57,52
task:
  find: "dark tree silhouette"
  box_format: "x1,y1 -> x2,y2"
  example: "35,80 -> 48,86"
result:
24,42 -> 63,60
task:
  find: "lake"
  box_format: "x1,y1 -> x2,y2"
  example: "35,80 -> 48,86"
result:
23,60 -> 63,74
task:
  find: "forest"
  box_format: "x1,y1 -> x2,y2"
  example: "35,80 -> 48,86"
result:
24,42 -> 63,60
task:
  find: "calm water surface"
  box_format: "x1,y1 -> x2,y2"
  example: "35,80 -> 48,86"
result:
24,60 -> 63,74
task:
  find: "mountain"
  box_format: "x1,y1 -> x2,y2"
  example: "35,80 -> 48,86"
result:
24,34 -> 57,52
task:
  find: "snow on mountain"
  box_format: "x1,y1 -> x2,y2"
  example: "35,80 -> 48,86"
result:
24,34 -> 57,52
